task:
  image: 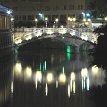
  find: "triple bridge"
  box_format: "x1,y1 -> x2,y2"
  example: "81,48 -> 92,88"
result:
13,27 -> 98,51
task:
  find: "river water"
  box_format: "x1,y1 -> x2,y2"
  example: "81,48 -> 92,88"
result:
0,39 -> 107,107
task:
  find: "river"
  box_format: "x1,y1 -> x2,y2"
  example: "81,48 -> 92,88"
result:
0,39 -> 107,107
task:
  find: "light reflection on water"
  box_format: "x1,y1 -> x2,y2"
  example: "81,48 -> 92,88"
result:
14,62 -> 106,97
14,50 -> 106,98
0,49 -> 107,107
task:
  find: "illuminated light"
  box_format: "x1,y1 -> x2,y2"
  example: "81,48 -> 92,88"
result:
14,62 -> 22,74
68,84 -> 70,98
45,17 -> 48,21
67,17 -> 71,21
67,52 -> 71,61
86,13 -> 90,17
71,72 -> 75,81
82,12 -> 85,17
62,66 -> 64,74
55,18 -> 59,22
60,25 -> 64,28
44,61 -> 46,71
25,67 -> 32,79
86,77 -> 90,91
35,18 -> 38,22
45,83 -> 48,96
105,17 -> 107,21
35,77 -> 38,89
11,17 -> 14,21
58,28 -> 67,34
46,72 -> 54,84
56,80 -> 58,88
25,35 -> 32,40
58,73 -> 66,84
84,21 -> 89,25
81,68 -> 88,78
35,71 -> 42,82
73,81 -> 76,93
70,30 -> 75,36
11,81 -> 14,93
7,10 -> 12,14
72,18 -> 76,22
46,29 -> 54,34
87,18 -> 91,22
83,18 -> 86,22
67,45 -> 71,53
38,13 -> 44,20
15,39 -> 22,44
36,30 -> 42,37
70,18 -> 73,21
92,65 -> 99,76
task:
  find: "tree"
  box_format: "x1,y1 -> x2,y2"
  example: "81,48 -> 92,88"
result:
93,24 -> 107,67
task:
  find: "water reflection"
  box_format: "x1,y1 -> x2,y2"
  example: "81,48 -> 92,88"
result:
0,57 -> 14,106
14,61 -> 106,96
14,50 -> 106,98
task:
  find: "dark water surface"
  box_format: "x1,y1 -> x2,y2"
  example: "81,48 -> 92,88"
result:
0,43 -> 107,107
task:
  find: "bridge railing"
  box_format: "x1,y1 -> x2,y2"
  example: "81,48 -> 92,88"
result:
14,27 -> 98,45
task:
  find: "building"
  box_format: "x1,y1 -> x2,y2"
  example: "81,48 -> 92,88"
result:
2,0 -> 93,27
0,4 -> 13,58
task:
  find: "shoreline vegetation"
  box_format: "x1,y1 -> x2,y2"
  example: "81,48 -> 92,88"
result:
93,24 -> 107,68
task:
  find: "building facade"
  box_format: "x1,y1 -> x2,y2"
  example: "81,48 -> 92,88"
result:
2,0 -> 93,27
0,4 -> 13,57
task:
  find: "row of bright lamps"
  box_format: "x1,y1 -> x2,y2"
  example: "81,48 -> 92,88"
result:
35,17 -> 76,22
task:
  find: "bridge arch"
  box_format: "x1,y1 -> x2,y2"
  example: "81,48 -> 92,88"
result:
14,27 -> 98,52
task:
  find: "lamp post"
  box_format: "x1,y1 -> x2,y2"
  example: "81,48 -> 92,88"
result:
55,18 -> 59,28
69,17 -> 76,28
45,17 -> 48,28
10,17 -> 14,32
67,17 -> 71,28
104,16 -> 107,24
35,18 -> 38,27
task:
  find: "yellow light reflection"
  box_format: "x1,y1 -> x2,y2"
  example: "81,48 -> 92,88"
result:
46,72 -> 54,84
36,71 -> 42,82
73,81 -> 76,93
58,73 -> 66,84
14,62 -> 22,74
71,72 -> 75,81
45,83 -> 48,96
92,65 -> 99,76
11,81 -> 13,93
56,80 -> 58,88
25,67 -> 32,79
81,68 -> 88,78
68,84 -> 70,98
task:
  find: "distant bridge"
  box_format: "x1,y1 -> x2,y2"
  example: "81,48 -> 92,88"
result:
13,27 -> 98,51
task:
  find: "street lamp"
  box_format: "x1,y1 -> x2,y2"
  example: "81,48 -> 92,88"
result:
70,17 -> 76,28
10,17 -> 14,32
104,16 -> 107,23
55,18 -> 59,28
72,17 -> 76,22
45,17 -> 48,28
35,18 -> 38,27
67,17 -> 71,28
